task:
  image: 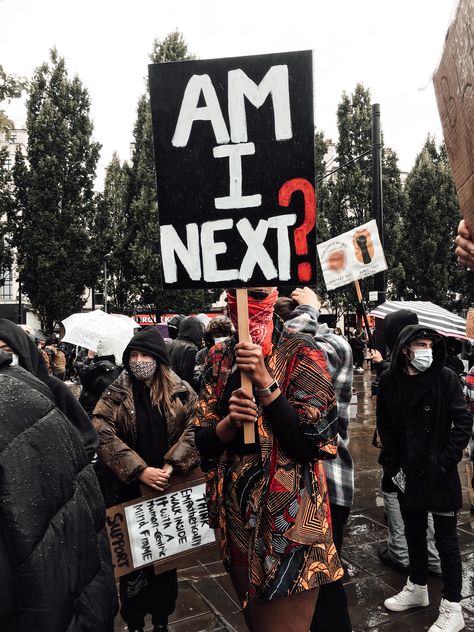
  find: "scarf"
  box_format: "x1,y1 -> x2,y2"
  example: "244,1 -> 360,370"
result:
227,290 -> 278,356
132,378 -> 169,468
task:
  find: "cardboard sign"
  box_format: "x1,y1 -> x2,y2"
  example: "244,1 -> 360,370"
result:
317,220 -> 387,290
148,51 -> 316,288
105,469 -> 218,578
433,0 -> 474,230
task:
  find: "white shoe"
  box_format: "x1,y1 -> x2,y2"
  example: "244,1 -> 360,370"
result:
384,578 -> 429,611
428,599 -> 465,632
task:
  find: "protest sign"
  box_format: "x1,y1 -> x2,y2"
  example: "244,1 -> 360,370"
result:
317,220 -> 387,291
105,469 -> 218,578
433,0 -> 474,231
148,50 -> 316,288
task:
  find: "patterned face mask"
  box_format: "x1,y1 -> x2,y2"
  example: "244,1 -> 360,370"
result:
129,360 -> 157,381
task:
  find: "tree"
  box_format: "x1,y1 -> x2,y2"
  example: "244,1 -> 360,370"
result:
121,31 -> 220,317
11,49 -> 101,331
0,147 -> 14,279
0,64 -> 27,134
394,136 -> 473,310
317,84 -> 406,317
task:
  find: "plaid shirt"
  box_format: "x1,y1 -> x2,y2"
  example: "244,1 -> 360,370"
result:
285,305 -> 354,507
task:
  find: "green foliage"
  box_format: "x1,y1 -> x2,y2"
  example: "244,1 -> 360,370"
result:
315,84 -> 406,317
0,65 -> 28,135
110,31 -> 220,316
393,137 -> 473,310
11,49 -> 101,332
0,147 -> 14,279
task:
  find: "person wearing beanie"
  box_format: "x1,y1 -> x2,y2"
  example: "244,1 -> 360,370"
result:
93,327 -> 199,632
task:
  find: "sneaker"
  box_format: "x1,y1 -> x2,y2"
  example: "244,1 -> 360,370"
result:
377,543 -> 409,573
384,578 -> 429,611
428,599 -> 465,632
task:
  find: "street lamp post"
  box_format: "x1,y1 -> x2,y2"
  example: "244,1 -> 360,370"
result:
103,254 -> 110,314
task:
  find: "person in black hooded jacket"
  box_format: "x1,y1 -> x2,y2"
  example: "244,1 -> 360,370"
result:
0,350 -> 118,632
167,315 -> 205,391
377,325 -> 471,631
0,318 -> 98,459
368,310 -> 443,575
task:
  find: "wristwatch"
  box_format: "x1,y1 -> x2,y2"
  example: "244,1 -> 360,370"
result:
256,380 -> 279,397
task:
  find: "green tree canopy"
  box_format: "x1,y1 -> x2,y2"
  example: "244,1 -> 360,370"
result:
394,136 -> 473,310
11,49 -> 101,331
116,31 -> 220,316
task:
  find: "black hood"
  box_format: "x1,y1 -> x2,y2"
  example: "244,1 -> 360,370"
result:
390,324 -> 446,377
0,318 -> 49,380
384,309 -> 418,351
177,316 -> 205,347
167,314 -> 186,340
122,327 -> 170,372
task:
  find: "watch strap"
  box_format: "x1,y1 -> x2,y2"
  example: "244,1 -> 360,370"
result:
256,380 -> 279,397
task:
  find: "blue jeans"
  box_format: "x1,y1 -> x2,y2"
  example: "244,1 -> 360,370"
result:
383,490 -> 441,573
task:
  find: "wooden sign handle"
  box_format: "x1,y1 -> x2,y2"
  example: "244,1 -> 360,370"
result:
354,280 -> 375,349
236,288 -> 256,444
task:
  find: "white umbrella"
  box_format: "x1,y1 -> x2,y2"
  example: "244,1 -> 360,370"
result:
61,309 -> 137,352
370,301 -> 470,340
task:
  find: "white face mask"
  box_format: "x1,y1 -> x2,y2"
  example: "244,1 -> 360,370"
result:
409,348 -> 433,372
10,352 -> 19,366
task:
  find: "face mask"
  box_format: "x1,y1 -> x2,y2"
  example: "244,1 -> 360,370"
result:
10,352 -> 19,367
409,348 -> 433,372
129,360 -> 156,381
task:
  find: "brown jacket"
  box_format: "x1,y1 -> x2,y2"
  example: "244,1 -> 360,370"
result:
93,369 -> 199,505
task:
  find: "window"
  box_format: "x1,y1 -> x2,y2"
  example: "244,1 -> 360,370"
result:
9,134 -> 17,144
1,269 -> 13,300
5,156 -> 12,170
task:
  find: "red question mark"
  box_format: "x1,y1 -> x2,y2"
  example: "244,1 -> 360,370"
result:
278,178 -> 316,282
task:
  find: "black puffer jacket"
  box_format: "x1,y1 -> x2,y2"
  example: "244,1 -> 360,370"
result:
167,316 -> 205,391
376,325 -> 472,512
0,318 -> 98,459
0,352 -> 118,631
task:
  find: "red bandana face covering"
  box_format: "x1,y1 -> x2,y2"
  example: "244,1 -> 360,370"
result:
227,290 -> 278,356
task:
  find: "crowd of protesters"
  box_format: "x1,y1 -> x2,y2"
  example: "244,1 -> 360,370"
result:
0,278 -> 473,632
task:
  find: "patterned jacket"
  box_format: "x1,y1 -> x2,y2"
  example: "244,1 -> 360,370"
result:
195,326 -> 342,601
285,305 -> 354,507
93,369 -> 199,506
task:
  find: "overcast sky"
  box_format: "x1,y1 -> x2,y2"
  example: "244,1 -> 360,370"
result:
0,0 -> 457,189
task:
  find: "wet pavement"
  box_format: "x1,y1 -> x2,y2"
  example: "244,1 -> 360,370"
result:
113,367 -> 474,632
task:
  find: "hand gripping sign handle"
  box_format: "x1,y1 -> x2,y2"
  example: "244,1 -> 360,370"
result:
236,288 -> 256,444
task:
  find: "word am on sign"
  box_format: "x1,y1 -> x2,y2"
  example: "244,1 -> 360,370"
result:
148,50 -> 316,289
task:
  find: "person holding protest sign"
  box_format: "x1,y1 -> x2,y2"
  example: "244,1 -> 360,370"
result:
93,328 -> 199,632
194,287 -> 342,632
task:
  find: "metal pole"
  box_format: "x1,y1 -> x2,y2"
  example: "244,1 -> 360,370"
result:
17,277 -> 22,324
372,103 -> 386,305
103,259 -> 108,313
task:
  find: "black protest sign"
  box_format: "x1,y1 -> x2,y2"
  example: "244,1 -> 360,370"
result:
148,50 -> 316,289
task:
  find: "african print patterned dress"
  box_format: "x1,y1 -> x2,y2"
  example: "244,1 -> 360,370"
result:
194,328 -> 344,603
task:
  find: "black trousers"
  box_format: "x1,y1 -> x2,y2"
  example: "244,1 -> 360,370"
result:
119,566 -> 178,628
399,500 -> 462,602
310,504 -> 352,632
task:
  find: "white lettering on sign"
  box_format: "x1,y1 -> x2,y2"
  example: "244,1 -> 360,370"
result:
159,214 -> 297,284
201,219 -> 240,282
172,65 -> 292,148
228,65 -> 292,142
213,142 -> 262,209
160,223 -> 201,284
172,74 -> 230,148
125,484 -> 215,569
